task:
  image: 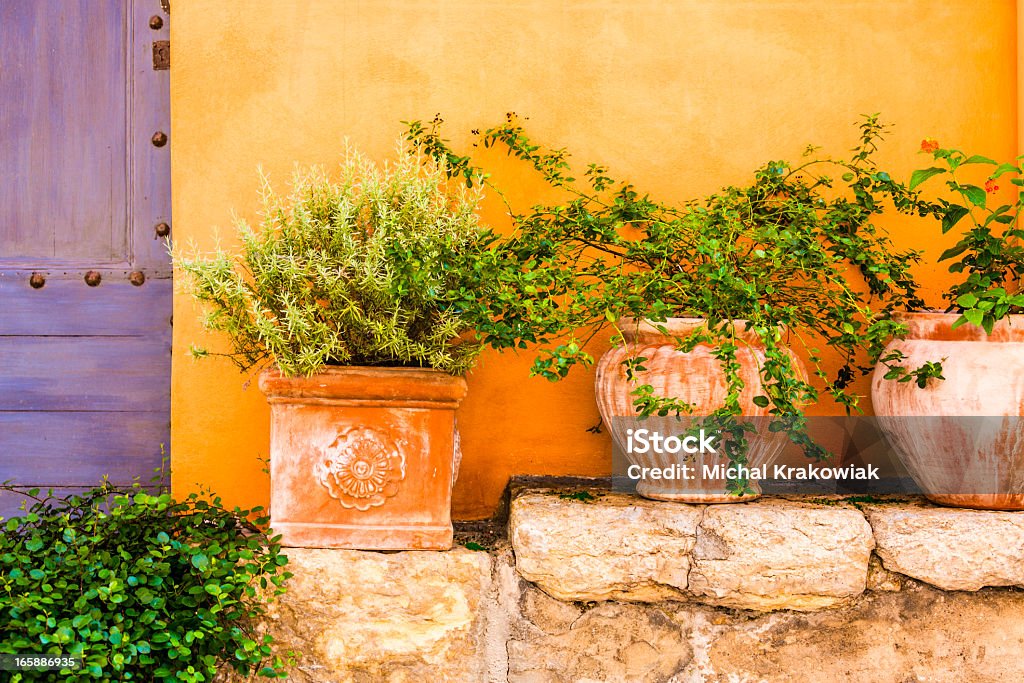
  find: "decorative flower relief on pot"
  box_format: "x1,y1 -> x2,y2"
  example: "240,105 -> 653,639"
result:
315,427 -> 406,511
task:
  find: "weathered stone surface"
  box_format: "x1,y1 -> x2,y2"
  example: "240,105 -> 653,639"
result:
508,598 -> 693,683
686,499 -> 875,611
225,547 -> 493,683
697,584 -> 1024,683
511,493 -> 875,611
865,553 -> 904,592
519,582 -> 584,634
508,579 -> 1024,683
217,490 -> 1024,682
864,502 -> 1024,591
510,490 -> 702,602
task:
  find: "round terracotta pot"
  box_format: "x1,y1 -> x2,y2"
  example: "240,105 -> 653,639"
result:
595,318 -> 805,503
258,366 -> 468,549
871,312 -> 1024,510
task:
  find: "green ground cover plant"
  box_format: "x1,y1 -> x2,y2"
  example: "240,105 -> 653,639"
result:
0,481 -> 290,682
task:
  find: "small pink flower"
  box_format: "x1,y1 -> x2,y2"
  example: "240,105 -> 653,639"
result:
920,138 -> 939,153
984,179 -> 999,193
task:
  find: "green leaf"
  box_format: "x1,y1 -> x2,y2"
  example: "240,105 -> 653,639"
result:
938,205 -> 969,233
991,162 -> 1019,178
963,155 -> 997,165
909,167 -> 946,190
956,293 -> 979,308
964,309 -> 985,327
190,553 -> 209,570
938,242 -> 969,261
752,396 -> 770,408
961,185 -> 987,208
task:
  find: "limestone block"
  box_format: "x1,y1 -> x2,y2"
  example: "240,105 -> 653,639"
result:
235,547 -> 492,683
864,502 -> 1024,591
687,499 -> 875,611
510,490 -> 702,602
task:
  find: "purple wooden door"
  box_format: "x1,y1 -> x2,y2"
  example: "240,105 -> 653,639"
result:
0,0 -> 172,515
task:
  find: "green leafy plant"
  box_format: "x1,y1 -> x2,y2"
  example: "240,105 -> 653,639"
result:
406,114 -> 932,493
909,138 -> 1024,333
0,481 -> 290,682
177,142 -> 489,377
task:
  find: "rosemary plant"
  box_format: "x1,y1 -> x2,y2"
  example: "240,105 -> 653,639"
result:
177,144 -> 489,377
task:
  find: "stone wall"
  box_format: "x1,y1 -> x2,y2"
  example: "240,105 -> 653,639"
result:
222,489 -> 1024,682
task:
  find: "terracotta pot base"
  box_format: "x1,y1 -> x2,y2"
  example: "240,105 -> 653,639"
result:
271,522 -> 454,550
925,493 -> 1024,512
637,487 -> 761,505
636,472 -> 764,504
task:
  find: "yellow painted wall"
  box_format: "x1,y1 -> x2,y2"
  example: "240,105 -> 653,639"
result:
170,0 -> 1018,519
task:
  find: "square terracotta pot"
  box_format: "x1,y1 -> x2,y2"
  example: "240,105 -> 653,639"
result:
258,366 -> 468,549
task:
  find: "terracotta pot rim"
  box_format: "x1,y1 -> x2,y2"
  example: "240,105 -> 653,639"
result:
264,364 -> 465,377
895,309 -> 1024,315
616,317 -> 775,344
618,316 -> 755,325
258,365 -> 468,403
892,311 -> 1024,342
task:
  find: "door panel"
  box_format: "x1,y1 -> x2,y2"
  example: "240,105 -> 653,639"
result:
0,1 -> 128,262
0,0 -> 171,518
0,412 -> 166,482
0,277 -> 170,336
0,335 -> 170,411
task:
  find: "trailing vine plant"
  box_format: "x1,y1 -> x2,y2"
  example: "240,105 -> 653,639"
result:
406,114 -> 936,493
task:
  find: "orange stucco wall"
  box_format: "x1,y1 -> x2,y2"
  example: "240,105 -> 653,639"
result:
170,1 -> 1018,519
